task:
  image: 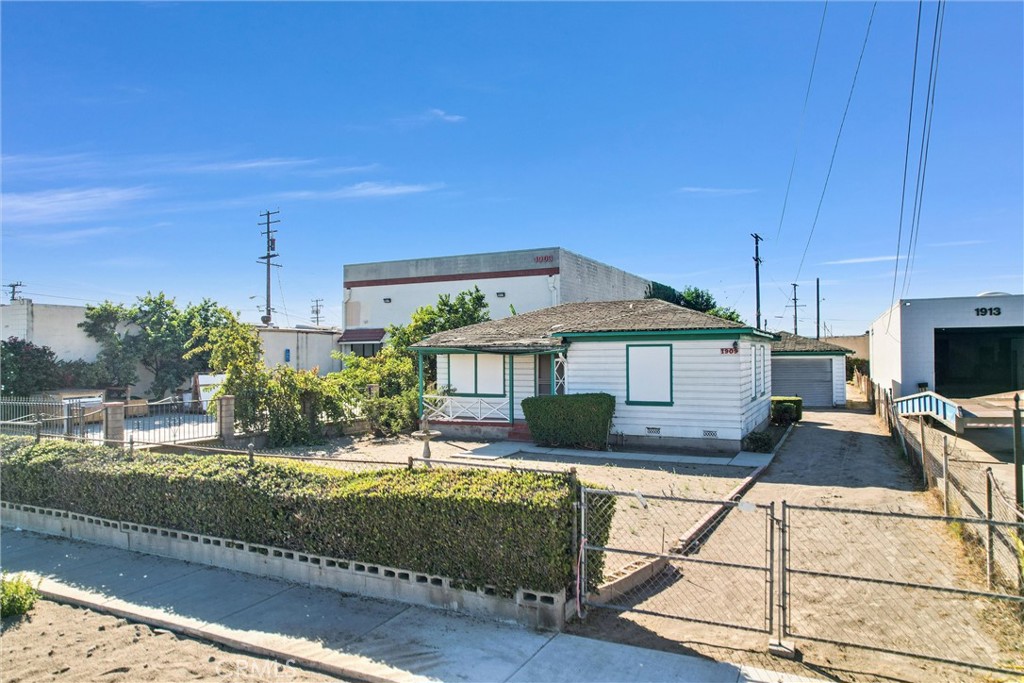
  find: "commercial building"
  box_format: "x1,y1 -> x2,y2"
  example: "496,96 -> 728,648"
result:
868,293 -> 1023,399
340,247 -> 650,357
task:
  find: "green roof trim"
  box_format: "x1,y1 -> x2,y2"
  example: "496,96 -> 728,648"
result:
559,328 -> 773,342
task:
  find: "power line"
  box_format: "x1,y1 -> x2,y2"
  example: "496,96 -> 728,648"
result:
776,0 -> 829,242
256,209 -> 281,326
311,298 -> 324,325
901,0 -> 946,299
795,1 -> 878,283
886,0 -> 925,331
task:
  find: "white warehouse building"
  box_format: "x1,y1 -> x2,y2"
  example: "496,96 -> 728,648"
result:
869,293 -> 1023,399
339,247 -> 651,356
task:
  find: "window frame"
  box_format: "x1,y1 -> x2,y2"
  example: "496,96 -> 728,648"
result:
625,343 -> 674,407
445,353 -> 507,398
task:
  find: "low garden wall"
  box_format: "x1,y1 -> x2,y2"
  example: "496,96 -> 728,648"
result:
0,436 -> 613,629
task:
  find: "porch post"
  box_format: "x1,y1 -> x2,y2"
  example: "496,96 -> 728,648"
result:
550,353 -> 556,395
417,351 -> 424,418
509,355 -> 515,424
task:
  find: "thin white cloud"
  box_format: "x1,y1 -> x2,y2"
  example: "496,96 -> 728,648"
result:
173,157 -> 317,173
675,186 -> 758,197
822,255 -> 903,265
392,108 -> 467,128
928,240 -> 989,248
302,163 -> 383,177
14,226 -> 122,245
2,186 -> 152,224
275,181 -> 443,201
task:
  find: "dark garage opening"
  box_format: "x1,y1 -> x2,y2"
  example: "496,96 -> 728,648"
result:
934,326 -> 1024,398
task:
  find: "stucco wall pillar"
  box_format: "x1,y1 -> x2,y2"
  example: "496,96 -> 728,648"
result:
103,402 -> 125,445
217,395 -> 235,441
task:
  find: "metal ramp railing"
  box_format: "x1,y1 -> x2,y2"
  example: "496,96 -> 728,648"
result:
892,391 -> 964,433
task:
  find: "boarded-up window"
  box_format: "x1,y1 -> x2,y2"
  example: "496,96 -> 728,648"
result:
626,345 -> 673,406
446,353 -> 505,396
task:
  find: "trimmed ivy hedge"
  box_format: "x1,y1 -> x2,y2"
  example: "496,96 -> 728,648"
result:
521,393 -> 616,450
0,437 -> 613,595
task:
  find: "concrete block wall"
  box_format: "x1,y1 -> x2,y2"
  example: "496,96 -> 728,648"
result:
1,501 -> 569,631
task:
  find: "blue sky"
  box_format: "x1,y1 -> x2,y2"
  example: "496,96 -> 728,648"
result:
2,1 -> 1021,335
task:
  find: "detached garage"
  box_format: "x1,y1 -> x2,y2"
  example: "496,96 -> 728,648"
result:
771,332 -> 851,407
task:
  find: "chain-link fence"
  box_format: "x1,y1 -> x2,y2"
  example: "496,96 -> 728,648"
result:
581,487 -> 774,633
782,502 -> 1024,674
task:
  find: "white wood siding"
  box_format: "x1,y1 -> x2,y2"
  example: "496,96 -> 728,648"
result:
436,354 -> 449,391
831,355 -> 847,406
566,340 -> 770,442
512,355 -> 537,421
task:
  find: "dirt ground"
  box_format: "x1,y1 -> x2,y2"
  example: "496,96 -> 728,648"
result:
0,600 -> 340,682
569,401 -> 1024,683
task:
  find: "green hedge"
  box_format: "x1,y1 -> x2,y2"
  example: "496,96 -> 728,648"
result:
0,437 -> 613,595
521,393 -> 615,450
771,396 -> 803,423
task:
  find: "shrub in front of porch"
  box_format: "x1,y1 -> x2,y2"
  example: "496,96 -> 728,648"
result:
521,393 -> 615,450
0,435 -> 613,596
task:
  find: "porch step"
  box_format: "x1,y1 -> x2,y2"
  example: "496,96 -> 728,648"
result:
507,423 -> 533,442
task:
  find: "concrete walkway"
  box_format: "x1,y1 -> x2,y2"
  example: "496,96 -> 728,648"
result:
458,442 -> 774,469
1,530 -> 819,683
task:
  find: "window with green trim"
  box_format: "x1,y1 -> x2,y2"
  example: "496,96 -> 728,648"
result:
626,344 -> 673,406
446,353 -> 506,397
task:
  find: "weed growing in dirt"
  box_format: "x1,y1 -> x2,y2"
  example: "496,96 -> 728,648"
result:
1,573 -> 39,618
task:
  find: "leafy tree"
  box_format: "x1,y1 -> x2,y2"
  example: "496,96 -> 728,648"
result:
81,293 -> 236,397
646,282 -> 744,323
385,286 -> 490,387
680,286 -> 717,313
386,286 -> 490,357
1,338 -> 62,396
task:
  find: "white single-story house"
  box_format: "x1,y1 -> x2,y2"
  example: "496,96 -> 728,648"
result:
410,299 -> 775,453
770,332 -> 851,407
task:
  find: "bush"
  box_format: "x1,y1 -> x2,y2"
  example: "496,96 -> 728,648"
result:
846,357 -> 869,381
1,572 -> 40,618
741,431 -> 774,453
521,393 -> 615,450
771,396 -> 803,423
363,390 -> 418,437
0,437 -> 614,596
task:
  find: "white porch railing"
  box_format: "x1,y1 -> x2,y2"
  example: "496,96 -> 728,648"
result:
423,395 -> 511,423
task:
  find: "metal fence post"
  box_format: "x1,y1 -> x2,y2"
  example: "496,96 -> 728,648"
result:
1013,393 -> 1022,510
579,485 -> 588,617
767,501 -> 776,637
986,469 -> 994,590
919,417 -> 928,486
129,435 -> 134,458
779,501 -> 788,641
247,442 -> 255,468
942,435 -> 950,517
34,421 -> 41,443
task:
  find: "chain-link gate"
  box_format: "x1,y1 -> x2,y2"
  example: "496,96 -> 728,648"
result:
580,487 -> 775,633
781,503 -> 1024,675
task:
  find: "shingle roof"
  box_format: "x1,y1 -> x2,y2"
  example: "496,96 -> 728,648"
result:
771,331 -> 852,354
411,299 -> 748,352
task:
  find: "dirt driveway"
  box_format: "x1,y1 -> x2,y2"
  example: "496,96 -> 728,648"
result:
571,407 -> 1024,682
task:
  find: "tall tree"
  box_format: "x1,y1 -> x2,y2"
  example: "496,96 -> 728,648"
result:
386,286 -> 491,358
1,338 -> 62,396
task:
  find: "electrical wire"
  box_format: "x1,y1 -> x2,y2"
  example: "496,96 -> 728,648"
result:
901,0 -> 946,299
794,1 -> 878,283
776,1 -> 829,242
886,0 -> 925,333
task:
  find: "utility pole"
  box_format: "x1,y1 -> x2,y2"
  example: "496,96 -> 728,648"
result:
816,277 -> 821,340
751,233 -> 763,329
6,281 -> 24,302
311,298 -> 323,325
790,283 -> 805,335
257,210 -> 281,327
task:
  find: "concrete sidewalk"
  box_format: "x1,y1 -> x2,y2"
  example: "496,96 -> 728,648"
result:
1,530 -> 818,683
457,442 -> 774,469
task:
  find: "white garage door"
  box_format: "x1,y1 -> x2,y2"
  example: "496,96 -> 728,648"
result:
772,357 -> 833,407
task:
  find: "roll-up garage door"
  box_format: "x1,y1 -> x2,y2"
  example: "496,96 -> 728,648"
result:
772,357 -> 833,407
